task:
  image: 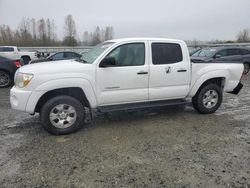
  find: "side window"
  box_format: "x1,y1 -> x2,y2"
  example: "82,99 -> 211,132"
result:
216,50 -> 227,57
151,43 -> 183,65
227,49 -> 240,56
64,52 -> 75,58
106,43 -> 145,66
240,49 -> 250,55
0,47 -> 14,52
52,52 -> 64,60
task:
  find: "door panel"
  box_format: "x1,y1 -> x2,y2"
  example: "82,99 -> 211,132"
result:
96,42 -> 149,106
149,42 -> 190,100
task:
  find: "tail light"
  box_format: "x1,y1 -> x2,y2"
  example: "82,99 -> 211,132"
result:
13,60 -> 21,68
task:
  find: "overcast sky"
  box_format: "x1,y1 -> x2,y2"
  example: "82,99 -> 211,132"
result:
0,0 -> 249,41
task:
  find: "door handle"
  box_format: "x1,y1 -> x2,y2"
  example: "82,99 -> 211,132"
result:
165,67 -> 171,74
137,71 -> 148,75
177,69 -> 187,72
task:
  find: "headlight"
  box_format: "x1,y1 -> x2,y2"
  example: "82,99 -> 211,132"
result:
15,72 -> 33,88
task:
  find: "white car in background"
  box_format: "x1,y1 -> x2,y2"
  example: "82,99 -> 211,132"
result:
0,46 -> 38,65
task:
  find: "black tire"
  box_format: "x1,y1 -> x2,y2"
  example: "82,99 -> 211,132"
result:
0,70 -> 13,88
21,56 -> 31,65
243,63 -> 249,74
40,95 -> 85,135
192,84 -> 223,114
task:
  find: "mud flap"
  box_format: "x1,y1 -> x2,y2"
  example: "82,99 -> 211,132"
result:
228,82 -> 243,95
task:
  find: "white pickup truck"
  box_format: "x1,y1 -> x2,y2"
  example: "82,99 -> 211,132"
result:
10,38 -> 244,135
0,46 -> 38,64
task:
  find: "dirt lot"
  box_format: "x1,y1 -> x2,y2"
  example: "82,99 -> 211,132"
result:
0,76 -> 250,188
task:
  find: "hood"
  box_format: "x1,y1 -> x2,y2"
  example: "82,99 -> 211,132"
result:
191,56 -> 213,63
18,59 -> 92,75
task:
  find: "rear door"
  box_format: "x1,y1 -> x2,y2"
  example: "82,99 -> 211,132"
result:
149,41 -> 191,100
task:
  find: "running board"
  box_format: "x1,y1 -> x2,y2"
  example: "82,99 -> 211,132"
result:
97,99 -> 187,113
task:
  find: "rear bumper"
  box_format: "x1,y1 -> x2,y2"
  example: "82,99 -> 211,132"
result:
228,82 -> 243,95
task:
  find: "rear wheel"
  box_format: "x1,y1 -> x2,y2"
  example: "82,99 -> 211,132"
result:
192,84 -> 222,114
40,95 -> 85,135
243,63 -> 249,74
21,56 -> 31,65
0,70 -> 12,88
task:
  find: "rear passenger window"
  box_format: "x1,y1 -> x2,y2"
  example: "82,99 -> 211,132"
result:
240,49 -> 250,55
226,49 -> 240,56
152,43 -> 183,64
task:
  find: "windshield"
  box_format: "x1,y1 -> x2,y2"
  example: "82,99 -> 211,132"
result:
80,42 -> 114,64
192,48 -> 217,57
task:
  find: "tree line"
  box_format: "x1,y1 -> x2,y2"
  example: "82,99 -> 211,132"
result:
0,14 -> 249,47
0,14 -> 114,47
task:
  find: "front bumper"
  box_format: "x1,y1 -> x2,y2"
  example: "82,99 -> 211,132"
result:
228,82 -> 243,95
10,87 -> 32,112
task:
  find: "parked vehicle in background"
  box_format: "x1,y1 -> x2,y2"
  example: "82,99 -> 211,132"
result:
29,51 -> 81,64
191,47 -> 250,74
188,47 -> 201,56
0,46 -> 38,65
0,56 -> 22,88
10,38 -> 244,135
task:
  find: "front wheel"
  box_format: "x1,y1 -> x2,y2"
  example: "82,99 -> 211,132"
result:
192,84 -> 223,114
40,95 -> 85,135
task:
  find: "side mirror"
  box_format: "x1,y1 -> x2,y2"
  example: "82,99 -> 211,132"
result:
214,54 -> 221,59
99,57 -> 116,68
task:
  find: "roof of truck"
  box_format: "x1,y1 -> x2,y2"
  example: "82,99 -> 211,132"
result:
107,37 -> 184,43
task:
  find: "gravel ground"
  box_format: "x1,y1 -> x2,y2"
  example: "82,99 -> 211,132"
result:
0,75 -> 250,188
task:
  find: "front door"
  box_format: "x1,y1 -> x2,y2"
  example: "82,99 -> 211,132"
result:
96,42 -> 149,106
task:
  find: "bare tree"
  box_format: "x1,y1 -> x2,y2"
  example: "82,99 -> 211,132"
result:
46,19 -> 52,44
19,18 -> 33,46
0,16 -> 114,46
191,39 -> 199,48
237,28 -> 250,42
38,18 -> 47,45
63,14 -> 77,46
51,19 -> 57,42
0,25 -> 8,44
90,26 -> 101,45
31,18 -> 37,41
82,26 -> 114,46
104,26 -> 114,41
83,31 -> 90,45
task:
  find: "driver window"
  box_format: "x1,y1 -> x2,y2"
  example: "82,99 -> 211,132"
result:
52,52 -> 64,60
107,43 -> 145,66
